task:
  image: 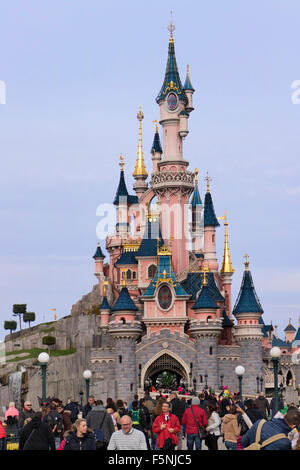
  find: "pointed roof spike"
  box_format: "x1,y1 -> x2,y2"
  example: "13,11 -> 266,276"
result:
232,259 -> 264,315
133,106 -> 148,178
219,211 -> 234,274
151,120 -> 163,154
111,285 -> 139,312
204,185 -> 220,228
192,283 -> 219,310
93,242 -> 105,259
156,24 -> 187,104
184,64 -> 195,91
191,168 -> 202,207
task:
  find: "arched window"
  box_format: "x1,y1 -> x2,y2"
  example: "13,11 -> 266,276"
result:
120,317 -> 126,324
126,269 -> 132,280
148,264 -> 157,279
209,346 -> 213,355
132,271 -> 137,280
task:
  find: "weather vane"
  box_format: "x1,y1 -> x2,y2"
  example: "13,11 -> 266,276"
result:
205,172 -> 212,192
168,10 -> 175,41
119,154 -> 125,170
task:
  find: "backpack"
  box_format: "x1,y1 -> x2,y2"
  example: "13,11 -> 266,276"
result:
45,411 -> 63,435
131,409 -> 140,425
244,419 -> 287,450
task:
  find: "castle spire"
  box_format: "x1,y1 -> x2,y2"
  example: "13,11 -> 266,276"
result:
220,211 -> 234,274
133,106 -> 148,178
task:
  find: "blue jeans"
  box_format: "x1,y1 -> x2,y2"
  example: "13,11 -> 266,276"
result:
187,433 -> 202,450
225,441 -> 237,450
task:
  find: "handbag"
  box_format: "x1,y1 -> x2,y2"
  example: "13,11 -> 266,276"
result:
190,406 -> 208,440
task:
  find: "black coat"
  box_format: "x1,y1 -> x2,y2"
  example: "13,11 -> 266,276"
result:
170,398 -> 186,424
82,403 -> 93,419
19,417 -> 56,450
64,431 -> 96,450
64,402 -> 80,423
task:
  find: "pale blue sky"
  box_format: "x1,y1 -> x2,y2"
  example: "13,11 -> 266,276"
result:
0,0 -> 299,341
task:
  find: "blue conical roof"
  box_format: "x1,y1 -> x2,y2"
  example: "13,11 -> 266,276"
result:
113,169 -> 129,205
136,217 -> 164,257
99,296 -> 111,310
232,270 -> 264,315
93,243 -> 105,259
156,39 -> 187,104
204,191 -> 220,227
191,180 -> 202,208
111,286 -> 139,312
151,131 -> 163,154
192,284 -> 219,310
184,72 -> 195,91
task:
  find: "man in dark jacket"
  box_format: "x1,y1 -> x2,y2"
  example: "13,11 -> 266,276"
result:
18,401 -> 35,428
19,412 -> 55,450
169,392 -> 186,450
82,396 -> 95,419
65,399 -> 80,423
255,392 -> 271,419
43,404 -> 63,448
86,400 -> 114,450
241,408 -> 300,450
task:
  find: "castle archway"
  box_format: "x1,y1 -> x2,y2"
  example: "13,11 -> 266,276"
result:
141,351 -> 190,391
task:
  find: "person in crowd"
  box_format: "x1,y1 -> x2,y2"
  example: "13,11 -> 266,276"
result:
129,400 -> 151,449
221,405 -> 241,450
57,430 -> 72,450
199,392 -> 209,414
5,402 -> 19,421
64,418 -> 96,450
181,397 -> 208,451
154,396 -> 166,417
144,392 -> 156,417
169,392 -> 186,450
236,399 -> 264,436
219,389 -> 232,418
0,418 -> 6,450
19,412 -> 55,450
152,401 -> 181,450
116,399 -> 128,419
82,396 -> 95,419
241,408 -> 300,450
181,397 -> 187,439
56,403 -> 73,436
18,401 -> 35,428
106,400 -> 121,431
43,403 -> 63,448
269,396 -> 284,418
205,402 -> 221,450
255,392 -> 271,419
108,415 -> 147,450
85,399 -> 114,450
127,394 -> 139,412
64,398 -> 80,424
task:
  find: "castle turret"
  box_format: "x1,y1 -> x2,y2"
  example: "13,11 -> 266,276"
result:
232,255 -> 264,396
284,319 -> 296,344
113,155 -> 138,235
190,168 -> 203,255
133,106 -> 148,197
93,242 -> 105,295
219,211 -> 234,316
151,120 -> 163,173
99,281 -> 111,332
203,174 -> 220,272
189,273 -> 223,392
183,64 -> 195,113
109,277 -> 142,402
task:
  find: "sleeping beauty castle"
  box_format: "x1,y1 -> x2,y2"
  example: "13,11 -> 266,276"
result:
89,21 -> 300,403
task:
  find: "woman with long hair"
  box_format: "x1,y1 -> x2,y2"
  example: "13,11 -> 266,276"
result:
205,403 -> 221,450
63,418 -> 96,450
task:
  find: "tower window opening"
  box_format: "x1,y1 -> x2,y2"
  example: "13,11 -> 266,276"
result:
120,317 -> 126,324
132,271 -> 137,279
148,264 -> 157,279
127,269 -> 132,280
119,355 -> 122,364
209,346 -> 213,355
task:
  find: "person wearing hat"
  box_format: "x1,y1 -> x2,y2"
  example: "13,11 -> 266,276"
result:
181,397 -> 208,450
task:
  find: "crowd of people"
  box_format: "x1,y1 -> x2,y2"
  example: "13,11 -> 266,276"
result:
0,387 -> 300,451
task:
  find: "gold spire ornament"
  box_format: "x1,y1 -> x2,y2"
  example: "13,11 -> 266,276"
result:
202,271 -> 208,286
195,168 -> 199,183
205,172 -> 212,193
103,280 -> 108,296
153,120 -> 159,133
220,210 -> 234,274
244,253 -> 250,272
119,154 -> 125,171
50,308 -> 57,321
168,10 -> 175,43
133,106 -> 148,178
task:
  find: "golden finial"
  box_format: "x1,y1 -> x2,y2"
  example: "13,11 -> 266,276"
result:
202,271 -> 208,286
187,64 -> 190,76
103,280 -> 108,296
119,154 -> 125,171
51,308 -> 57,321
220,211 -> 234,274
121,271 -> 127,287
153,120 -> 159,133
205,172 -> 212,193
168,10 -> 175,43
244,253 -> 250,272
133,106 -> 148,178
195,168 -> 199,184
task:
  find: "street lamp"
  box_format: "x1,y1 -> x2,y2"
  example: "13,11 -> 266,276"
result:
204,374 -> 208,389
260,376 -> 264,393
270,347 -> 281,415
38,352 -> 49,404
83,369 -> 92,403
235,365 -> 245,399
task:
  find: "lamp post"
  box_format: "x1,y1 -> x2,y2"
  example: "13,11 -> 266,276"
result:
79,390 -> 83,409
235,365 -> 245,399
83,370 -> 92,403
38,352 -> 49,404
256,376 -> 260,394
270,347 -> 281,415
279,382 -> 283,398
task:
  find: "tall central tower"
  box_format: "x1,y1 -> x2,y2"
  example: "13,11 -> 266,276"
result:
151,21 -> 195,276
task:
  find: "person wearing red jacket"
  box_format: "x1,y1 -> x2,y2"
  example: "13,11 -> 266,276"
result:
182,397 -> 208,450
0,419 -> 6,450
152,402 -> 181,450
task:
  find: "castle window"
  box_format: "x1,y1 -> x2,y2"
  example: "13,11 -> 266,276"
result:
209,346 -> 213,355
119,355 -> 122,364
158,285 -> 172,310
120,317 -> 126,324
212,234 -> 215,243
148,264 -> 157,279
132,271 -> 137,280
126,269 -> 132,280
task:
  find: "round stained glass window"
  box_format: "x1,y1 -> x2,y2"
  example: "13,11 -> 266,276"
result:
158,285 -> 172,310
167,92 -> 178,111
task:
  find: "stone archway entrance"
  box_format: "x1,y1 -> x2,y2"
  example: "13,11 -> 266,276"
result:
142,352 -> 190,392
